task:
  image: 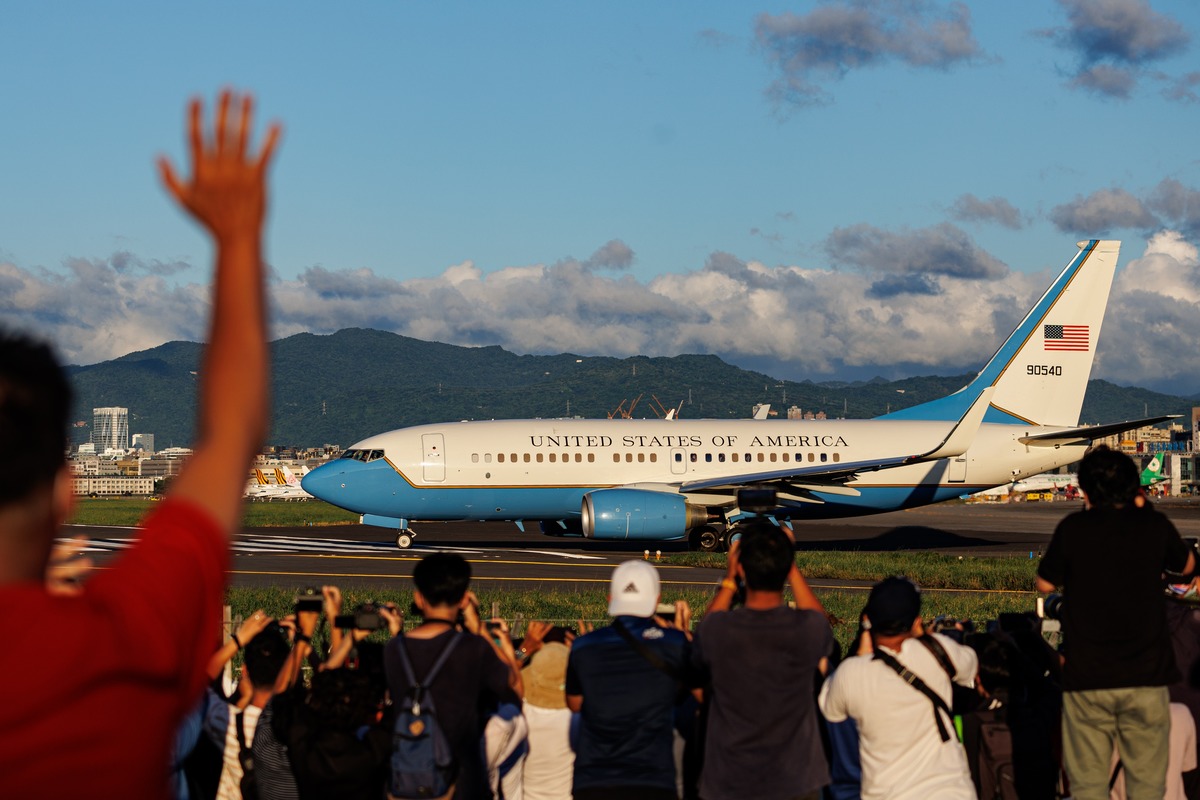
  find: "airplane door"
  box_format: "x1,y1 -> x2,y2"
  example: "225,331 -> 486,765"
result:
422,433 -> 446,482
948,457 -> 967,483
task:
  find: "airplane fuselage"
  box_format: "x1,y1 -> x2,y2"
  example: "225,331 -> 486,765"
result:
302,417 -> 1085,531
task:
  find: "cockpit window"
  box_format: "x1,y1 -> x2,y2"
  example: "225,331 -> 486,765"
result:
340,449 -> 385,463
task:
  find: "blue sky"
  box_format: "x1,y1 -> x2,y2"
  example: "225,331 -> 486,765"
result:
3,1 -> 1200,395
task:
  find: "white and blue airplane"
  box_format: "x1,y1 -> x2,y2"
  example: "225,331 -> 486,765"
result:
302,240 -> 1170,550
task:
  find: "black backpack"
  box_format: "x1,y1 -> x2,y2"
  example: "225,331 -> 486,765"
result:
386,632 -> 462,800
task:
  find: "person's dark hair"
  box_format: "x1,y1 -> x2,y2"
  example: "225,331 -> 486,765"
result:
736,521 -> 794,591
310,642 -> 387,729
243,624 -> 290,687
413,552 -> 472,607
0,332 -> 72,506
1078,445 -> 1140,509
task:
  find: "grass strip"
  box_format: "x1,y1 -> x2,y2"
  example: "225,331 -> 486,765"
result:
68,498 -> 358,528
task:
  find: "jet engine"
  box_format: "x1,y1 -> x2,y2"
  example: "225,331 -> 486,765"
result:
581,488 -> 710,540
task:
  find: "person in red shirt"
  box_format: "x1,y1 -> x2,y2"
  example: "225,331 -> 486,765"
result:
0,89 -> 280,799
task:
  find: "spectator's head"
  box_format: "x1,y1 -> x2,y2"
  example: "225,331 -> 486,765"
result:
413,552 -> 471,610
311,641 -> 387,728
864,576 -> 921,637
1078,445 -> 1140,509
523,642 -> 570,709
243,623 -> 290,688
736,521 -> 793,591
607,560 -> 660,618
0,332 -> 72,509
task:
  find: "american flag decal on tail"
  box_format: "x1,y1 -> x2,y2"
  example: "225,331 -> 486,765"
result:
1043,324 -> 1089,351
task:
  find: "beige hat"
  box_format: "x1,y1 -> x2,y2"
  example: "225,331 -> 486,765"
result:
522,642 -> 570,709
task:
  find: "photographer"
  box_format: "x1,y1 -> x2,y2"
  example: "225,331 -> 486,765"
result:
1036,446 -> 1194,800
383,552 -> 521,800
692,520 -> 833,800
818,576 -> 979,800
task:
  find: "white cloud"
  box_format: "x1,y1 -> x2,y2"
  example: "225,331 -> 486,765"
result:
6,232 -> 1199,394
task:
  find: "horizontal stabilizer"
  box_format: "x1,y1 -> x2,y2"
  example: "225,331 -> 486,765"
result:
1018,415 -> 1179,447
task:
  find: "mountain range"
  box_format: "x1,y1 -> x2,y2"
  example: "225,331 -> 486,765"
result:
65,328 -> 1198,450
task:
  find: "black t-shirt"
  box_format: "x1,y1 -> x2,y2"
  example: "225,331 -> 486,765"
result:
1038,504 -> 1189,691
384,630 -> 519,800
692,605 -> 833,800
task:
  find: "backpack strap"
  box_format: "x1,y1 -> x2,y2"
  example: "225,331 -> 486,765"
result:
612,618 -> 679,683
389,631 -> 463,713
873,647 -> 955,742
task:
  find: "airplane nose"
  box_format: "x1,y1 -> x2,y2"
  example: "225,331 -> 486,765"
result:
300,463 -> 342,502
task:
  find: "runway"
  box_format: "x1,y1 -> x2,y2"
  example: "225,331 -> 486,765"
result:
66,497 -> 1200,593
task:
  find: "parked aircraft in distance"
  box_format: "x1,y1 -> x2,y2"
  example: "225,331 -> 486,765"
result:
972,472 -> 1078,500
303,240 -> 1174,551
1141,454 -> 1168,487
245,465 -> 312,500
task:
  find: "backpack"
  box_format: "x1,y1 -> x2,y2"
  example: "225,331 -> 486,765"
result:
974,712 -> 1018,800
386,632 -> 463,800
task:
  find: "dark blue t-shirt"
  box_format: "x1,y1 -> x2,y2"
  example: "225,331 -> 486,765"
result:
566,616 -> 691,792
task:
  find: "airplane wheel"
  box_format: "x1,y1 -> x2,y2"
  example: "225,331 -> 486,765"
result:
396,532 -> 413,549
690,526 -> 722,553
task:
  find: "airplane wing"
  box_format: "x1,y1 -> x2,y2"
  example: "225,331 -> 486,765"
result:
680,387 -> 994,496
1018,415 -> 1179,447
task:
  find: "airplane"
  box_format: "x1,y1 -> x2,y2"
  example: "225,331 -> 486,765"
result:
1141,454 -> 1168,488
245,465 -> 313,500
303,240 -> 1175,551
971,472 -> 1078,500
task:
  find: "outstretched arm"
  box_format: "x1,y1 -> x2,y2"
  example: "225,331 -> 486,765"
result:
159,90 -> 282,536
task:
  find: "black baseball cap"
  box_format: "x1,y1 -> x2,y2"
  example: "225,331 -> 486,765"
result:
865,576 -> 922,636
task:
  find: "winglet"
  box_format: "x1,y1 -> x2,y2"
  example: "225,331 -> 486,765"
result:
913,386 -> 995,461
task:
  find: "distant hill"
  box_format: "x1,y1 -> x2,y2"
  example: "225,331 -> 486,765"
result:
64,328 -> 1197,449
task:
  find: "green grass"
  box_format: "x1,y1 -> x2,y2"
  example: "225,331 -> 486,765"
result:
674,550 -> 1040,591
67,497 -> 358,528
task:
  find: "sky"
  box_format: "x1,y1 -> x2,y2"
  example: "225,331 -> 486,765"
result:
3,0 -> 1200,394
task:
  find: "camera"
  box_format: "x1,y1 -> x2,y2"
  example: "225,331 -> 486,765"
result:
655,602 -> 677,616
334,602 -> 384,631
1037,593 -> 1065,621
295,586 -> 323,613
737,487 -> 777,515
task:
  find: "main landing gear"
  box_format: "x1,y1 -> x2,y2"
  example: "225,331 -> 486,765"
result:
688,525 -> 726,553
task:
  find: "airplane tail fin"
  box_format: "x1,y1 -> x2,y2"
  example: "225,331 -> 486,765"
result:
1142,454 -> 1166,486
881,240 -> 1119,426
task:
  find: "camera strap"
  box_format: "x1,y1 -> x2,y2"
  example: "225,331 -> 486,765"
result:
873,646 -> 955,743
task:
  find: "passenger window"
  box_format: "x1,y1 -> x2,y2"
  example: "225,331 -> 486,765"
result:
690,453 -> 698,463
705,454 -> 712,463
732,453 -> 740,463
510,453 -> 517,462
808,453 -> 815,463
498,453 -> 506,463
638,453 -> 645,463
718,453 -> 725,462
757,453 -> 765,462
820,453 -> 828,462
674,452 -> 683,462
782,453 -> 789,462
833,453 -> 841,463
576,453 -> 583,462
613,454 -> 621,463
537,453 -> 544,463
769,453 -> 777,463
588,454 -> 595,463
484,454 -> 492,463
471,453 -> 479,463
523,453 -> 531,463
625,453 -> 633,463
649,453 -> 657,463
548,454 -> 555,463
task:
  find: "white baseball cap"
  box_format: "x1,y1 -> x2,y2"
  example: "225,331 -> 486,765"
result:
607,560 -> 661,617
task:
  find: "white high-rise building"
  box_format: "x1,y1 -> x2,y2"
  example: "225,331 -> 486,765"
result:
132,433 -> 155,454
92,407 -> 130,452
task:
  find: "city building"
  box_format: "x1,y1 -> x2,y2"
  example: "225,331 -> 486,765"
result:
131,433 -> 155,454
91,407 -> 129,452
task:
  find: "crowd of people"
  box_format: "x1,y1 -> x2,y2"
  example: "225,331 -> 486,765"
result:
3,91 -> 1200,800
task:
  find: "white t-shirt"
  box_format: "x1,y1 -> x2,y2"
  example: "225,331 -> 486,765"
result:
204,697 -> 263,800
819,633 -> 978,800
521,702 -> 574,800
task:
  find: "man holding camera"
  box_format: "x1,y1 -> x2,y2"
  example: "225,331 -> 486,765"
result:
1037,446 -> 1194,799
692,521 -> 833,800
819,576 -> 979,800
